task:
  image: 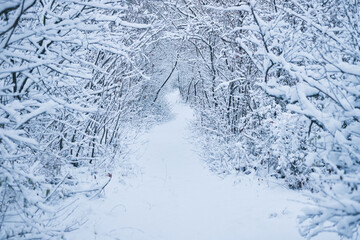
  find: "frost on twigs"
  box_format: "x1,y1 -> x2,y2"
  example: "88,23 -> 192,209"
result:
299,181 -> 360,240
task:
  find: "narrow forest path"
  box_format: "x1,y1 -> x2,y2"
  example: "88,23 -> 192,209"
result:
66,91 -> 336,240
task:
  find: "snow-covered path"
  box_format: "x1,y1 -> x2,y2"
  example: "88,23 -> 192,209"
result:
66,91 -> 336,240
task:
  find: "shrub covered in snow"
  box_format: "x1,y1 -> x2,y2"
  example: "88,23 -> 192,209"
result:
165,0 -> 360,238
0,0 -> 165,238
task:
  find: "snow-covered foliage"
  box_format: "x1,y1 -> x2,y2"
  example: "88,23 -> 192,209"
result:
0,0 -> 165,238
160,0 -> 360,239
243,1 -> 360,238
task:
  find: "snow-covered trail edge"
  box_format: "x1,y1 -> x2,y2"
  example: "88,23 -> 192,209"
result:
65,91 -> 337,240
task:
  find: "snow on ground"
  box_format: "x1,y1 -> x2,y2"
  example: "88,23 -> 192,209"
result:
65,91 -> 338,240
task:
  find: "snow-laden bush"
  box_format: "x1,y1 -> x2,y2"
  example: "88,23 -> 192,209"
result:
166,0 -> 360,238
0,0 -> 164,238
240,0 -> 360,238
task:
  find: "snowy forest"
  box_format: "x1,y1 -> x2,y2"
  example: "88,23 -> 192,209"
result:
0,0 -> 359,239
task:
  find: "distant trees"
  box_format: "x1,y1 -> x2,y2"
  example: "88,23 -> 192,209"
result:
0,0 -> 163,238
157,0 -> 275,175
